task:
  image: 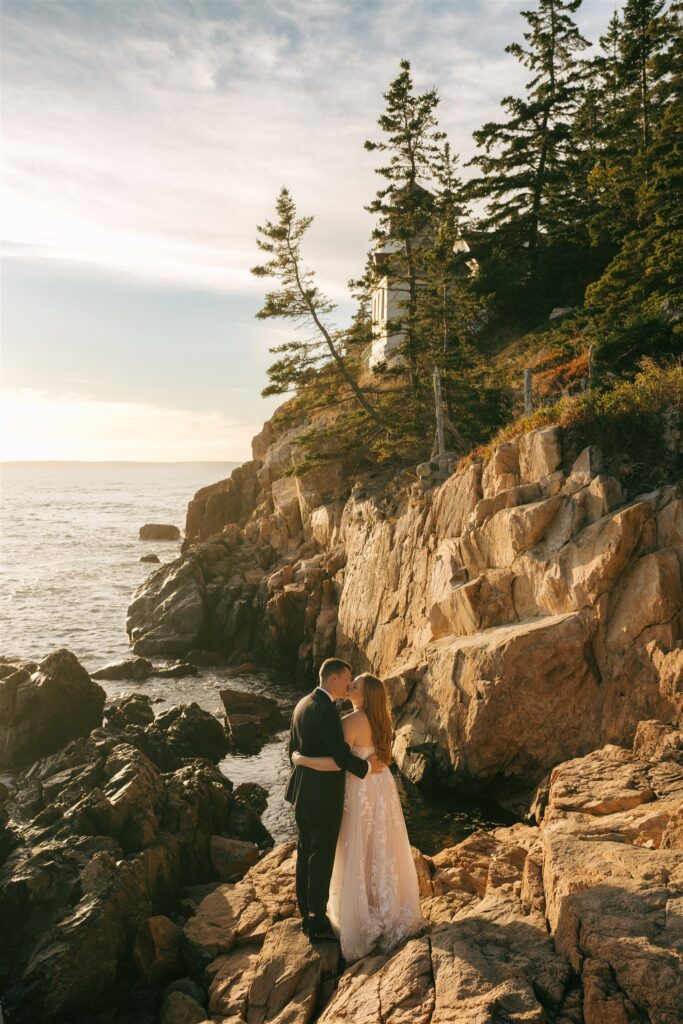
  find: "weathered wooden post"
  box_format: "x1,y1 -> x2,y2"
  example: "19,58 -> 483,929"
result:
433,365 -> 446,468
524,368 -> 533,413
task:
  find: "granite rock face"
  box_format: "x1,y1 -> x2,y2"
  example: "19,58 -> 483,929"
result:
184,461 -> 262,551
128,415 -> 682,794
335,433 -> 682,796
176,721 -> 683,1024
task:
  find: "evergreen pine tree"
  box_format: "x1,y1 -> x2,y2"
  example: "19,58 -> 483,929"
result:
585,3 -> 682,374
251,187 -> 385,429
583,0 -> 674,253
364,59 -> 444,406
467,0 -> 590,307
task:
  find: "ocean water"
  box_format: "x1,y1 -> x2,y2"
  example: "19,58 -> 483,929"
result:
0,461 -> 510,850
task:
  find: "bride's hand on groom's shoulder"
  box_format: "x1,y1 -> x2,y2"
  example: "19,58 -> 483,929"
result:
292,750 -> 303,765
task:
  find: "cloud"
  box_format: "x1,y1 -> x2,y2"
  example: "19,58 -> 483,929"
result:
1,0 -> 575,299
0,388 -> 259,461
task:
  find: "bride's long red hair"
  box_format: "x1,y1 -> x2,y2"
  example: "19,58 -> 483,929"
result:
359,673 -> 393,765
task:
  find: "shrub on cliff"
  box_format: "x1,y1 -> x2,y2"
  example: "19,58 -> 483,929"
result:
481,358 -> 682,494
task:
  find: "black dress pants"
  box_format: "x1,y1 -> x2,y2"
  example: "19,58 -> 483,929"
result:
294,800 -> 343,923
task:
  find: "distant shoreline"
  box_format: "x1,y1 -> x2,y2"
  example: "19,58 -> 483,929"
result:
1,459 -> 242,466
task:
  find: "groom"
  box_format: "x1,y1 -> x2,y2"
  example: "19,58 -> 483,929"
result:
285,657 -> 384,942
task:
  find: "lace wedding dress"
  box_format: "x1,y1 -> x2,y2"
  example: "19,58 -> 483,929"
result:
327,745 -> 425,961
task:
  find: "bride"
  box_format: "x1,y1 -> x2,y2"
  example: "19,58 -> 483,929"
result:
291,672 -> 424,961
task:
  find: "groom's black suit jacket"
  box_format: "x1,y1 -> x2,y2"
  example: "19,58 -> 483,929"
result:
285,688 -> 369,817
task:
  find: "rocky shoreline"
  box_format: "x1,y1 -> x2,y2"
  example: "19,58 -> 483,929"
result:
2,648 -> 681,1023
184,718 -> 683,1024
0,649 -> 273,1024
2,408 -> 681,1023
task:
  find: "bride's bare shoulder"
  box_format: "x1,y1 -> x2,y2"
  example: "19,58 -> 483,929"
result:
341,708 -> 366,740
341,708 -> 365,720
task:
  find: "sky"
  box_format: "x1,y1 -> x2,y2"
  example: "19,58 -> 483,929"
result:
1,0 -> 615,462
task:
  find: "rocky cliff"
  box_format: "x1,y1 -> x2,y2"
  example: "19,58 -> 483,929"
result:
127,410 -> 682,804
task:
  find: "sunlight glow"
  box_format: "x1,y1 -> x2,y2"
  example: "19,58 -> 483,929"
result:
0,389 -> 255,461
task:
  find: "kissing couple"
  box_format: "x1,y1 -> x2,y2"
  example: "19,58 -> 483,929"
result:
285,657 -> 425,961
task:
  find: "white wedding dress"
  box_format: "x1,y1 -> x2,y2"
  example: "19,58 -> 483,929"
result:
327,745 -> 425,961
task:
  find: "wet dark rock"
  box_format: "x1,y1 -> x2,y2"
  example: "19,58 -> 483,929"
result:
139,524 -> 181,541
0,725 -> 269,1023
180,882 -> 220,917
161,977 -> 207,1010
0,803 -> 15,867
227,792 -> 274,850
152,661 -> 198,679
0,649 -> 106,770
93,657 -> 154,681
139,703 -> 230,772
104,693 -> 155,729
140,553 -> 161,563
219,687 -> 286,754
186,648 -> 228,667
127,556 -> 205,657
233,781 -> 269,815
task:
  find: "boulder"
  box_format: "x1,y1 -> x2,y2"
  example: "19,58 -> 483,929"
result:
133,914 -> 183,983
159,990 -> 207,1024
104,693 -> 155,729
219,688 -> 287,754
92,656 -> 154,681
153,661 -> 199,679
127,555 -> 206,657
210,836 -> 260,881
0,649 -> 105,770
141,703 -> 231,772
139,524 -> 181,541
140,552 -> 161,563
233,782 -> 269,815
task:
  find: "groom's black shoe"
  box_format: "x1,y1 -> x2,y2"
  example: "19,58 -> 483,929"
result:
307,917 -> 338,944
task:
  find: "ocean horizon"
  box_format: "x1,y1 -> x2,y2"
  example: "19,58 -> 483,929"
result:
0,460 -> 239,666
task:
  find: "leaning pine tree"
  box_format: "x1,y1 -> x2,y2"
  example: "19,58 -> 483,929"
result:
250,187 -> 387,471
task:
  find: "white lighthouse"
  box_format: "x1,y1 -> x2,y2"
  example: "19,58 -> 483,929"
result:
368,202 -> 478,370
